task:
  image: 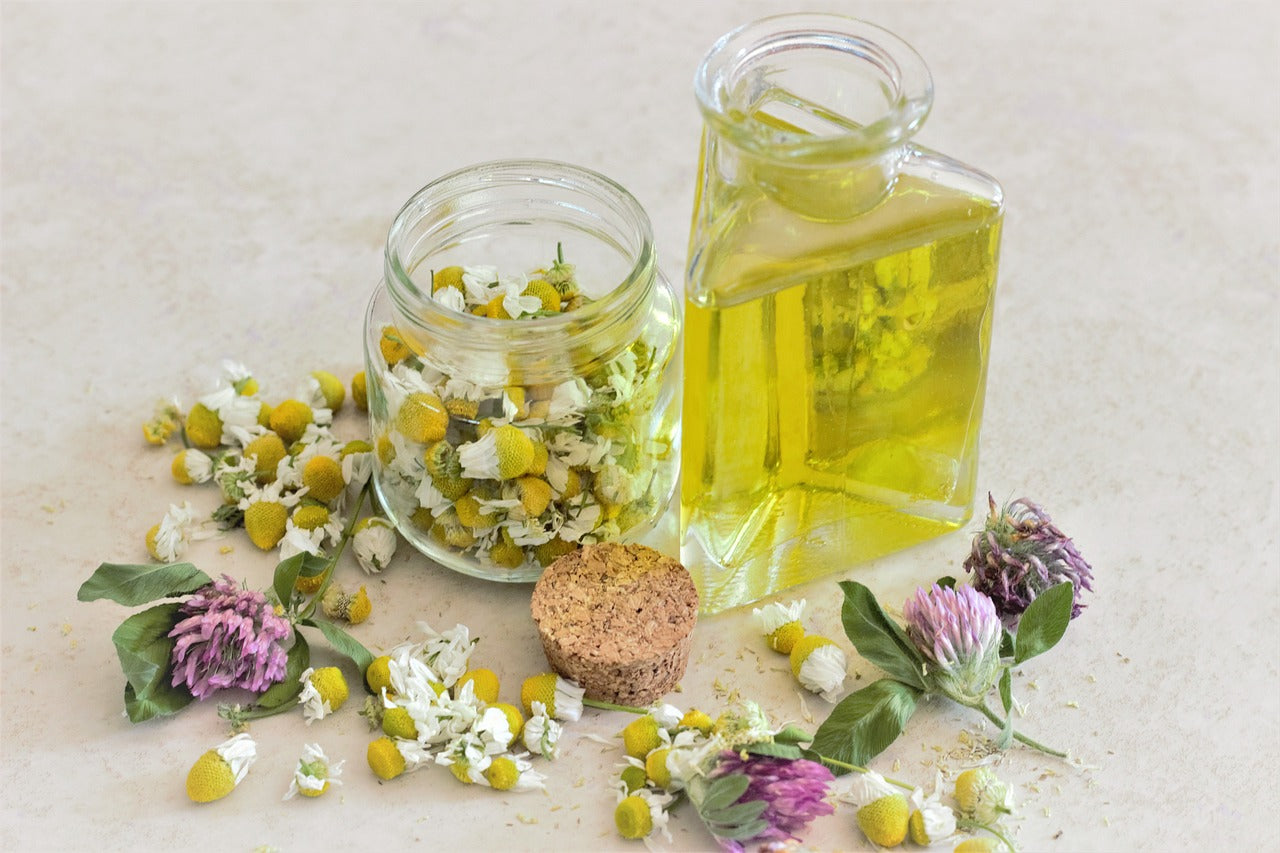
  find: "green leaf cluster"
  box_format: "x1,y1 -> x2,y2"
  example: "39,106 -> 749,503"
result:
691,774 -> 768,842
79,562 -> 217,722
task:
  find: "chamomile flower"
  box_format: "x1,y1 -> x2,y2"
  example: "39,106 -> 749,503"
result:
474,705 -> 517,754
458,425 -> 535,480
278,518 -> 326,560
186,733 -> 257,803
789,634 -> 848,702
546,378 -> 591,423
432,284 -> 468,314
753,599 -> 807,654
142,397 -> 183,445
953,767 -> 1013,824
352,516 -> 397,573
321,584 -> 372,625
520,672 -> 585,722
239,480 -> 305,550
483,753 -> 547,792
298,666 -> 350,724
171,448 -> 214,485
437,733 -> 491,784
283,743 -> 345,800
420,622 -> 477,687
842,771 -> 910,848
614,786 -> 675,842
145,501 -> 197,562
908,776 -> 958,846
522,700 -> 563,759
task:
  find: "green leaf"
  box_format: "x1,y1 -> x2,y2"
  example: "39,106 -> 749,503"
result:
78,562 -> 211,606
708,818 -> 769,841
697,773 -> 749,812
744,741 -> 804,760
935,575 -> 957,589
704,799 -> 767,826
772,724 -> 814,746
111,602 -> 193,722
998,666 -> 1013,714
839,581 -> 927,690
254,631 -> 310,709
303,617 -> 374,677
123,678 -> 194,723
810,678 -> 921,771
1014,581 -> 1074,664
1000,627 -> 1015,659
274,553 -> 330,608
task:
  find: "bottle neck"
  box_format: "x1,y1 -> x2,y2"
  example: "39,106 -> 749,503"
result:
695,14 -> 933,221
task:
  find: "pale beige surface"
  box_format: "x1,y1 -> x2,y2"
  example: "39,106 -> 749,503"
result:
2,2 -> 1278,851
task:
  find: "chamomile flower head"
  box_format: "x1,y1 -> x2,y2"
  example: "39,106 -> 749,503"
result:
789,634 -> 848,702
474,705 -> 517,753
522,700 -> 562,759
520,672 -> 584,722
458,425 -> 535,481
395,392 -> 449,444
352,516 -> 398,573
856,792 -> 911,848
186,733 -> 256,803
621,714 -> 663,759
753,599 -> 807,654
240,480 -> 304,550
678,708 -> 714,737
614,787 -> 675,842
419,622 -> 477,687
298,666 -> 350,724
908,778 -> 958,846
214,452 -> 258,504
953,767 -> 1013,824
321,584 -> 372,625
146,501 -> 197,562
455,668 -> 500,705
143,398 -> 183,445
171,449 -> 214,485
244,432 -> 287,483
185,402 -> 224,449
483,753 -> 546,792
269,399 -> 314,445
283,743 -> 345,800
712,700 -> 774,750
301,455 -> 345,503
953,838 -> 1000,853
351,371 -> 368,411
277,518 -> 325,561
306,370 -> 346,413
366,736 -> 408,781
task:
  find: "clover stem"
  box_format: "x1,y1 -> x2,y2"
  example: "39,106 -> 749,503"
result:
972,702 -> 1067,758
811,755 -> 915,792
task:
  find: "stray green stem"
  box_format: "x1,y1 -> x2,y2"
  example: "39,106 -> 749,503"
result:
812,755 -> 915,792
218,699 -> 296,729
298,481 -> 371,621
972,702 -> 1067,758
583,698 -> 648,714
957,816 -> 1017,852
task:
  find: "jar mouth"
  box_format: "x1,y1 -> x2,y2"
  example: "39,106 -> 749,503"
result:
383,159 -> 656,360
695,13 -> 933,162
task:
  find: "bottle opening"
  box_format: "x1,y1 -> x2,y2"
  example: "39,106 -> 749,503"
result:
696,14 -> 933,160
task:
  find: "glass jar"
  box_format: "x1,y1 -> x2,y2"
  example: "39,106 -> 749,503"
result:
681,14 -> 1004,612
365,160 -> 680,582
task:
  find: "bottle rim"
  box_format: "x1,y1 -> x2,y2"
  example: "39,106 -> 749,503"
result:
694,13 -> 934,161
382,159 -> 657,360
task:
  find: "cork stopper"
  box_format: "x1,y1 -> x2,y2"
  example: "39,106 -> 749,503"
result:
530,543 -> 698,706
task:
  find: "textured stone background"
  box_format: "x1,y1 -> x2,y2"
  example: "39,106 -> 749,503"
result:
3,2 -> 1277,850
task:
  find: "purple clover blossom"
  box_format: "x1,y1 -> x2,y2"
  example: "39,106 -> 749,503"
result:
903,584 -> 1003,706
706,751 -> 834,852
964,494 -> 1094,625
168,575 -> 291,700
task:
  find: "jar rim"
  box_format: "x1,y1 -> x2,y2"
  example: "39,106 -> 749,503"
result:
694,13 -> 933,161
384,159 -> 655,341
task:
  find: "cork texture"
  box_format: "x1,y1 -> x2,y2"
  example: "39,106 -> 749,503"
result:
529,543 -> 698,705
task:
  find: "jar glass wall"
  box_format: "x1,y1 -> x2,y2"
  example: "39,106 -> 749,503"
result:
365,160 -> 680,582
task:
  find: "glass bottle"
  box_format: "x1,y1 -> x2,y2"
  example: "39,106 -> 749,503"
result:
365,160 -> 680,582
681,14 -> 1004,613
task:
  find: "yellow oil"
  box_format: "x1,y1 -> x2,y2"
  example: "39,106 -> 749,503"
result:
681,168 -> 1002,613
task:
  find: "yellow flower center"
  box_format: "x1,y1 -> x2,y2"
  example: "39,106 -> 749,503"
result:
269,400 -> 313,445
767,621 -> 805,655
366,737 -> 406,781
789,634 -> 835,678
856,794 -> 910,848
644,748 -> 672,789
520,673 -> 558,718
621,716 -> 661,759
614,796 -> 653,840
456,668 -> 500,705
365,655 -> 393,694
310,370 -> 345,411
186,751 -> 236,803
351,371 -> 368,412
185,403 -> 223,449
310,667 -> 349,710
381,706 -> 419,740
483,756 -> 520,791
292,504 -> 330,531
490,703 -> 525,740
244,433 -> 287,482
395,392 -> 449,444
302,456 -> 345,503
244,501 -> 288,550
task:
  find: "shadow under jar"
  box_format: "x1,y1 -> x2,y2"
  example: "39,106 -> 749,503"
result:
365,160 -> 681,582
